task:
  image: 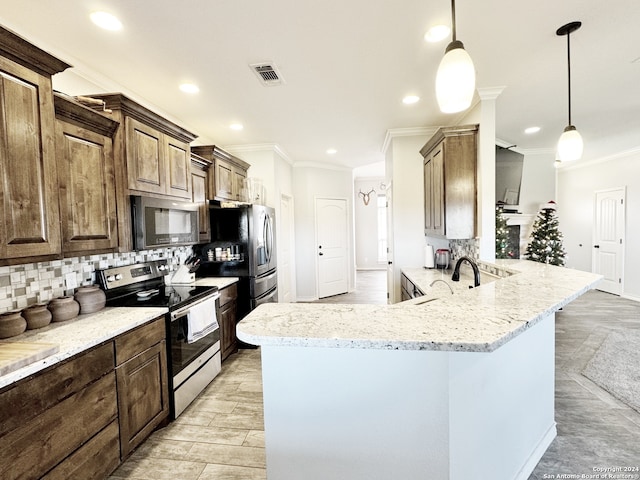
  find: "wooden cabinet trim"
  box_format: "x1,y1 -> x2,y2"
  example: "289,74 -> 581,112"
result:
0,26 -> 71,77
53,92 -> 119,137
419,124 -> 478,158
84,93 -> 197,143
114,317 -> 166,366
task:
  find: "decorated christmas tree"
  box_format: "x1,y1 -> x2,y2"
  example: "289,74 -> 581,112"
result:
495,204 -> 510,259
525,201 -> 566,266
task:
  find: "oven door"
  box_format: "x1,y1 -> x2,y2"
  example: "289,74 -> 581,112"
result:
168,294 -> 221,416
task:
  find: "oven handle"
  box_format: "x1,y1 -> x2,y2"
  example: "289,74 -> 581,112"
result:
170,292 -> 220,321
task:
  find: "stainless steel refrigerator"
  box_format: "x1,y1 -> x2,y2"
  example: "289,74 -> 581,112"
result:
197,202 -> 277,319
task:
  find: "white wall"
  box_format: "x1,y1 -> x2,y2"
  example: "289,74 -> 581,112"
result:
557,149 -> 640,300
354,177 -> 385,270
293,164 -> 355,301
519,152 -> 556,215
385,133 -> 432,303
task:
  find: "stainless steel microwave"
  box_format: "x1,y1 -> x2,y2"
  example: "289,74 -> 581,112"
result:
131,195 -> 199,250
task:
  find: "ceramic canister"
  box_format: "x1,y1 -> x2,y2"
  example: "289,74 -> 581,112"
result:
48,296 -> 80,322
74,285 -> 106,314
0,311 -> 27,338
22,303 -> 52,329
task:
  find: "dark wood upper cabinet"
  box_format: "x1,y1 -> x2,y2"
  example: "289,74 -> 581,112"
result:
191,152 -> 212,243
54,93 -> 120,255
421,124 -> 478,240
191,145 -> 250,202
80,93 -> 198,252
0,26 -> 71,264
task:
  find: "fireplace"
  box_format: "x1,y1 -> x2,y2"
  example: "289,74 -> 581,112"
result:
503,214 -> 535,259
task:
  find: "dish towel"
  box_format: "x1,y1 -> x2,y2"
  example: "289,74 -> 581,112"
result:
187,296 -> 219,344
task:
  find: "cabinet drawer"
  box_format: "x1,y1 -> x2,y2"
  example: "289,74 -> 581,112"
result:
0,372 -> 118,480
41,419 -> 120,480
219,283 -> 238,306
115,316 -> 166,366
0,342 -> 114,438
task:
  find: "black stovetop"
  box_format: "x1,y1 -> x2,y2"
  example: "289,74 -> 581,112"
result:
106,284 -> 217,310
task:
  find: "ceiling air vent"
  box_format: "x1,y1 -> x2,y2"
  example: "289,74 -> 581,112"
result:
250,62 -> 284,86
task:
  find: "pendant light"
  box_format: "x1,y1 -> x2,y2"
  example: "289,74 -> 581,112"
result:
556,21 -> 583,162
435,0 -> 476,113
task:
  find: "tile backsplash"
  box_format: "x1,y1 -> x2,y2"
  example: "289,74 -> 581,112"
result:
449,238 -> 479,261
0,247 -> 193,314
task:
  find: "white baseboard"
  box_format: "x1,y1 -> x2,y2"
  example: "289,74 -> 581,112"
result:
621,293 -> 640,303
513,422 -> 557,480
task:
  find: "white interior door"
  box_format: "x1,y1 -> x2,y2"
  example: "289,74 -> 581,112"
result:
385,183 -> 393,304
316,197 -> 349,299
278,194 -> 294,303
593,187 -> 625,295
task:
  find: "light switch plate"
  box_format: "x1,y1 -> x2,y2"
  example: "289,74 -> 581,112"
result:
65,272 -> 78,290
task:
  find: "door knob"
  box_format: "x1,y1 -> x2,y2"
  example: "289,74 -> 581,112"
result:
319,252 -> 324,256
594,245 -> 600,248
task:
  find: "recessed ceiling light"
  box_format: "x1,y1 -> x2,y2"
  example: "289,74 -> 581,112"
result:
524,126 -> 541,134
326,148 -> 337,155
179,83 -> 199,94
229,123 -> 244,131
402,95 -> 420,105
424,25 -> 450,43
90,11 -> 123,31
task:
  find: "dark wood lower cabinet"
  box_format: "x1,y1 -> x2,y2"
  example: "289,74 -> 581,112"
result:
116,341 -> 169,458
41,418 -> 121,480
0,365 -> 118,480
0,315 -> 169,479
219,283 -> 239,361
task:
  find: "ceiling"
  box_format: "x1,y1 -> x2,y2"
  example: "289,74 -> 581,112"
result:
1,0 -> 639,174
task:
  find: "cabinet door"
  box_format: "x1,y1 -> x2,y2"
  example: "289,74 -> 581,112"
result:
165,137 -> 191,198
191,166 -> 210,243
423,158 -> 433,233
233,167 -> 247,201
219,300 -> 238,361
116,341 -> 169,458
56,120 -> 118,253
431,145 -> 445,235
215,158 -> 234,200
125,117 -> 165,195
0,57 -> 61,260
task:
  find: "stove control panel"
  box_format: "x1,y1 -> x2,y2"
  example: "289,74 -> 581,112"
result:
97,260 -> 169,290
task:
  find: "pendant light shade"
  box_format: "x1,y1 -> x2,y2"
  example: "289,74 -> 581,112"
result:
436,0 -> 475,113
557,125 -> 583,161
556,21 -> 582,162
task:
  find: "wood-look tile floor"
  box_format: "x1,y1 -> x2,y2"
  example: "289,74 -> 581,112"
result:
111,271 -> 640,479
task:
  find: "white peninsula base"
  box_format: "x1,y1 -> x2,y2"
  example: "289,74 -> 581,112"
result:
260,313 -> 556,480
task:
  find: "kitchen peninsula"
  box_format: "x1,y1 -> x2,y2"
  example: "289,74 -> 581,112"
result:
237,260 -> 602,480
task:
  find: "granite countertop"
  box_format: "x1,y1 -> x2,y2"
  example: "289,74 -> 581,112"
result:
236,260 -> 602,353
195,277 -> 239,289
0,306 -> 168,390
0,277 -> 237,390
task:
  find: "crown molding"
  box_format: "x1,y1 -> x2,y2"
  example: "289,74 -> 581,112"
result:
381,126 -> 438,154
223,143 -> 295,165
557,145 -> 640,171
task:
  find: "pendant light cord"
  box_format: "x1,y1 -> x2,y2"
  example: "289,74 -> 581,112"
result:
451,0 -> 457,42
566,32 -> 572,126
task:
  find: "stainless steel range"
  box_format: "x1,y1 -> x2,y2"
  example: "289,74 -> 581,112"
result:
97,260 -> 221,419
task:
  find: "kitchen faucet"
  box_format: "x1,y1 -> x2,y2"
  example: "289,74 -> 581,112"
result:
451,256 -> 481,287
